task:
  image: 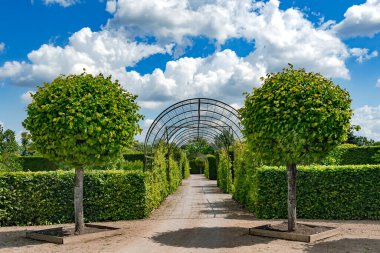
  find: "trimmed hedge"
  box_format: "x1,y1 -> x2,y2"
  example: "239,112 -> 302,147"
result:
18,156 -> 58,171
179,151 -> 191,179
321,145 -> 380,165
0,170 -> 146,226
0,144 -> 183,226
247,165 -> 380,219
189,157 -> 207,174
206,155 -> 217,180
123,153 -> 145,162
217,149 -> 233,193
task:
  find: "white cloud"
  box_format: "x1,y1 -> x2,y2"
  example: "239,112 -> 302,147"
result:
0,28 -> 168,86
352,105 -> 380,141
0,42 -> 5,53
107,0 -> 350,79
43,0 -> 80,7
350,48 -> 378,63
20,91 -> 34,104
334,0 -> 380,38
123,49 -> 266,107
376,78 -> 380,87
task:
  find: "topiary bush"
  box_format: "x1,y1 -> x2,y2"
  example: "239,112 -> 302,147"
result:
206,155 -> 217,180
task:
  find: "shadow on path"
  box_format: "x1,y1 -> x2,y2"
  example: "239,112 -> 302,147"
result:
305,238 -> 380,253
151,226 -> 273,249
0,230 -> 46,249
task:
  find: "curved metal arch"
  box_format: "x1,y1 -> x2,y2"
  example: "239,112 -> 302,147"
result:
176,135 -> 218,149
166,117 -> 239,142
151,108 -> 242,146
170,127 -> 223,146
144,98 -> 242,170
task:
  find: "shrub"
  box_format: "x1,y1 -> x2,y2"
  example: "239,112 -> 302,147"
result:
0,170 -> 147,226
250,165 -> 380,219
206,155 -> 217,180
123,153 -> 145,162
179,151 -> 190,179
321,145 -> 380,165
18,156 -> 58,171
217,149 -> 233,193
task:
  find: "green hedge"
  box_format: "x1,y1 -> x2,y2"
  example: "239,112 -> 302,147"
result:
189,157 -> 207,174
179,151 -> 190,179
248,165 -> 380,219
217,149 -> 233,193
18,156 -> 58,171
0,144 -> 183,226
206,155 -> 217,180
0,170 -> 147,226
123,153 -> 145,162
321,145 -> 380,165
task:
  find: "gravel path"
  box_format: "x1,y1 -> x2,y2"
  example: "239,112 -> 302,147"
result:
1,174 -> 380,252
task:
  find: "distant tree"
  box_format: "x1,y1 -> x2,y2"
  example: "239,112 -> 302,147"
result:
240,65 -> 352,231
214,130 -> 234,149
184,138 -> 214,155
20,131 -> 33,156
0,126 -> 21,171
345,125 -> 374,146
23,72 -> 143,234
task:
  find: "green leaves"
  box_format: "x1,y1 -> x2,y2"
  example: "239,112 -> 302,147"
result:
240,65 -> 352,165
23,72 -> 144,168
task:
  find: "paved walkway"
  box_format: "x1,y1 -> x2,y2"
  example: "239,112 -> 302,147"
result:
1,175 -> 380,253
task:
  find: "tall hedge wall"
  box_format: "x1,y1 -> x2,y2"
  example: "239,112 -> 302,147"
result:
18,156 -> 58,171
0,144 -> 183,226
217,149 -> 233,193
321,145 -> 380,165
241,165 -> 380,219
206,155 -> 217,180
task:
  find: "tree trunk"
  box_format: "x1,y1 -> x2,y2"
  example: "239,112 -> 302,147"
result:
286,163 -> 297,231
74,167 -> 84,235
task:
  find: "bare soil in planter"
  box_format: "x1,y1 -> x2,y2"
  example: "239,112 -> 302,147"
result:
258,222 -> 332,235
34,226 -> 111,238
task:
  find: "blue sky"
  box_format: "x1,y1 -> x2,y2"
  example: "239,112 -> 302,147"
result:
0,0 -> 380,141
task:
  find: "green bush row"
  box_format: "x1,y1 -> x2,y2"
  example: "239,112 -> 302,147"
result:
123,153 -> 145,162
321,145 -> 380,165
217,149 -> 233,193
0,144 -> 184,226
18,156 -> 58,171
179,151 -> 191,179
251,165 -> 380,219
0,170 -> 147,226
205,155 -> 217,180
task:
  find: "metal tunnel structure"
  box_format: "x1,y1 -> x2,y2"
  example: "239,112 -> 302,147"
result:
143,98 -> 243,171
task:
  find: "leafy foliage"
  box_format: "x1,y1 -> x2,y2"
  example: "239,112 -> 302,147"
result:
184,138 -> 215,156
217,149 -> 233,193
205,154 -> 217,180
18,156 -> 58,171
321,144 -> 380,165
179,150 -> 191,179
345,125 -> 375,146
0,170 -> 147,226
0,126 -> 21,172
240,65 -> 352,165
213,130 -> 234,149
250,165 -> 380,219
23,72 -> 143,168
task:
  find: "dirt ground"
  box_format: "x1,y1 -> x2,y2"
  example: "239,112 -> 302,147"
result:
1,174 -> 379,253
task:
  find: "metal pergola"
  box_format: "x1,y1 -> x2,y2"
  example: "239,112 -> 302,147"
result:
143,98 -> 243,171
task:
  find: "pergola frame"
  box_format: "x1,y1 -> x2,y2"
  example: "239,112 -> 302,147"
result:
144,98 -> 242,171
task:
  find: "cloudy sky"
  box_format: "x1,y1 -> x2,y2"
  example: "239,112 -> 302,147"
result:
0,0 -> 380,141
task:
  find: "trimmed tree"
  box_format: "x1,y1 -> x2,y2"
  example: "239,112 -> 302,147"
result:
240,65 -> 352,231
23,72 -> 143,234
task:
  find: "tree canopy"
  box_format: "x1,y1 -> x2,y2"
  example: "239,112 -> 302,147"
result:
23,72 -> 143,168
240,65 -> 352,166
